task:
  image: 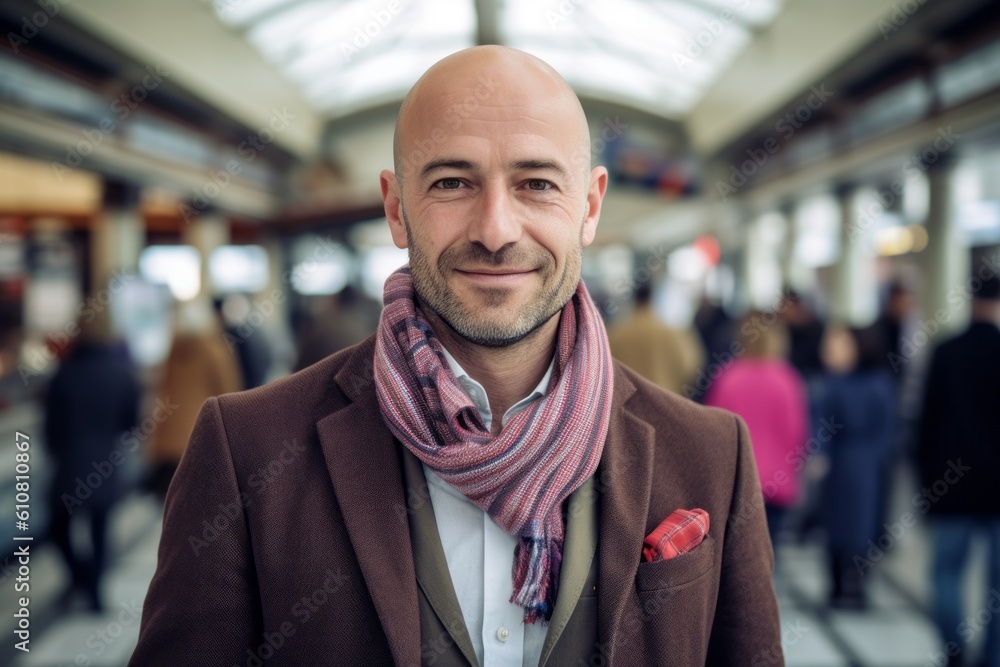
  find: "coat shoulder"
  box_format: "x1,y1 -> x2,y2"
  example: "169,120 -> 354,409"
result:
615,361 -> 742,455
214,336 -> 375,429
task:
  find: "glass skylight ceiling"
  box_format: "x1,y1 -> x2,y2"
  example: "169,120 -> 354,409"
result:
211,0 -> 782,119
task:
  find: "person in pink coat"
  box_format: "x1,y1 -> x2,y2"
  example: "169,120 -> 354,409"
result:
706,311 -> 809,548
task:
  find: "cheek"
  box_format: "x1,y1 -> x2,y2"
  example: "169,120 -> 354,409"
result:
531,229 -> 579,271
408,204 -> 467,251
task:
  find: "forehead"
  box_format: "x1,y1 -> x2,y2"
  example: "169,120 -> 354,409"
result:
399,72 -> 586,173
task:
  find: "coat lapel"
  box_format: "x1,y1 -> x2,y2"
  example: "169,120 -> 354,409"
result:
596,365 -> 656,662
538,475 -> 598,666
401,449 -> 481,667
316,340 -> 421,667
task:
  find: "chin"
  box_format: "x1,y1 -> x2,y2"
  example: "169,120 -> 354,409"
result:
456,326 -> 538,349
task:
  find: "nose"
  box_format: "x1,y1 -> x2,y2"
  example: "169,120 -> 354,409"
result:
467,180 -> 523,253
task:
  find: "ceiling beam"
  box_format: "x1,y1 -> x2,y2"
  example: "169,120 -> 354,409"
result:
474,0 -> 502,45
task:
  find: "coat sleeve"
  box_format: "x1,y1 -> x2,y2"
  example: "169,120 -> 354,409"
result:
128,397 -> 262,666
705,416 -> 784,667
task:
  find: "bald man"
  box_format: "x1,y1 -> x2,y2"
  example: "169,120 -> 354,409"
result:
130,47 -> 782,667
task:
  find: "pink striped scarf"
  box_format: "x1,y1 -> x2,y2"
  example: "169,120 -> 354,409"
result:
373,265 -> 613,623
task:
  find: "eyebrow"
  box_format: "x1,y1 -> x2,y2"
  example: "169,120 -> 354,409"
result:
420,159 -> 477,180
512,159 -> 570,179
419,158 -> 571,181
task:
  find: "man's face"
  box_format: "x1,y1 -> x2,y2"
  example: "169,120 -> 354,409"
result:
381,56 -> 607,347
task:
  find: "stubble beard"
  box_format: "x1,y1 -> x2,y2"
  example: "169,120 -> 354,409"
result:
402,206 -> 583,348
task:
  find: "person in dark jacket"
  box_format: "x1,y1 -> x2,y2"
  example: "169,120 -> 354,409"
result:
818,324 -> 896,609
917,272 -> 1000,667
44,310 -> 141,611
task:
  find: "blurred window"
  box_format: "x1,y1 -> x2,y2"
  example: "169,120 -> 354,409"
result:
139,245 -> 201,301
794,195 -> 840,268
289,236 -> 353,295
846,78 -> 930,143
360,246 -> 408,301
936,39 -> 1000,107
209,245 -> 270,293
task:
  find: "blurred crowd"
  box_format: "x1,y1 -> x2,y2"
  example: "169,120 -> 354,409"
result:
607,271 -> 999,667
18,255 -> 999,667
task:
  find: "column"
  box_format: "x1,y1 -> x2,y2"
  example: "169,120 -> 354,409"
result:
920,155 -> 968,336
181,206 -> 230,300
91,178 -> 143,291
831,184 -> 878,326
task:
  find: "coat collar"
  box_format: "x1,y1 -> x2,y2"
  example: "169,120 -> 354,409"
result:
319,338 -> 658,664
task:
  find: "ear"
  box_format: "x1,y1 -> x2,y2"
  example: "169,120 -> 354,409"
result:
380,169 -> 408,249
581,166 -> 608,247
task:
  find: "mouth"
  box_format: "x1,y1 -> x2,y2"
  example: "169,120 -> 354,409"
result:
454,267 -> 539,285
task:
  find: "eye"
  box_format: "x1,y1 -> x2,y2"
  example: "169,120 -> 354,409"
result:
433,178 -> 465,190
526,179 -> 553,191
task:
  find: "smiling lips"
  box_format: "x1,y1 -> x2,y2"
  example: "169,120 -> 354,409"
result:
455,268 -> 538,285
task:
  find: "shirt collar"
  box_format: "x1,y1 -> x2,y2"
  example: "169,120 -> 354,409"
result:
438,343 -> 555,432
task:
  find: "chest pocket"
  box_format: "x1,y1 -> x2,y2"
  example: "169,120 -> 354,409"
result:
634,535 -> 715,592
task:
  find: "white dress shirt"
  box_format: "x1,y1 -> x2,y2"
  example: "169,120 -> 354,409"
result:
422,345 -> 555,667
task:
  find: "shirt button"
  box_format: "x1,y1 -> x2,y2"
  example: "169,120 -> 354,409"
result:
496,626 -> 510,643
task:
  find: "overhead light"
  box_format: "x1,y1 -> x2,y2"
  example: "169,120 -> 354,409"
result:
874,225 -> 913,256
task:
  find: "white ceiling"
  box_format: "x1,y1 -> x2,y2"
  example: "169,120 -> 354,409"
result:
61,0 -> 323,159
209,0 -> 782,120
61,0 -> 900,161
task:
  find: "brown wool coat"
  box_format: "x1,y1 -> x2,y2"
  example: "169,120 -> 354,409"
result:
129,335 -> 783,666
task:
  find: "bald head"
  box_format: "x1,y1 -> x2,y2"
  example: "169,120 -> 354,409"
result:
392,46 -> 591,182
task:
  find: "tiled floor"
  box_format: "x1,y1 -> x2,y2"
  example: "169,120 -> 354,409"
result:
1,488 -> 992,667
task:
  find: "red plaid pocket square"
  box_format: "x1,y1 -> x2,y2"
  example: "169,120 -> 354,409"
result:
642,508 -> 710,563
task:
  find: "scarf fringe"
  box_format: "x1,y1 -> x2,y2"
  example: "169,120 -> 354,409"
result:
510,534 -> 562,624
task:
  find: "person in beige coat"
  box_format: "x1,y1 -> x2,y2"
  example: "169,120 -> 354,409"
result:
149,297 -> 242,496
608,280 -> 705,394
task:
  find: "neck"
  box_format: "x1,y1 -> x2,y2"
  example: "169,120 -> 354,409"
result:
420,301 -> 559,436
